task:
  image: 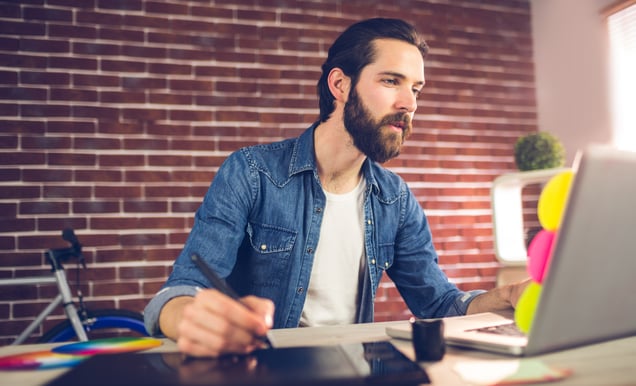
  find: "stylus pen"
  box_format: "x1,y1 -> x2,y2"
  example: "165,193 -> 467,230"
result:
190,252 -> 273,349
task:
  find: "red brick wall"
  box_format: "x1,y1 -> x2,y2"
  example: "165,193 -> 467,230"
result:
0,0 -> 535,344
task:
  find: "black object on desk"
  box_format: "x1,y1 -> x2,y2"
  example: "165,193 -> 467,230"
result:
411,319 -> 445,362
44,341 -> 430,386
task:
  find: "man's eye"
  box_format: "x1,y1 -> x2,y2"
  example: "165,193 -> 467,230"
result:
383,78 -> 398,85
413,88 -> 423,98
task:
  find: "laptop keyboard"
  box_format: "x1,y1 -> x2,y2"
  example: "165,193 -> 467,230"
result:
470,322 -> 526,337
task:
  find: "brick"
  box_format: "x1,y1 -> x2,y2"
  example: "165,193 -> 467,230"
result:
49,152 -> 96,166
101,59 -> 145,73
171,201 -> 201,213
145,1 -> 189,15
119,264 -> 165,280
119,232 -> 168,246
120,297 -> 154,313
20,201 -> 69,215
169,109 -> 213,122
147,154 -> 191,167
50,88 -> 99,102
0,185 -> 40,200
0,20 -> 46,36
75,8 -> 125,26
123,170 -> 171,183
148,62 -> 192,76
0,152 -> 45,165
169,79 -> 213,92
74,136 -> 121,150
123,200 -> 168,213
20,38 -> 70,53
100,91 -> 145,104
122,12 -> 168,28
73,73 -> 119,87
98,154 -> 145,167
148,93 -> 193,105
22,169 -> 72,182
23,6 -> 72,21
73,41 -> 120,56
22,136 -> 71,149
98,27 -> 144,42
98,122 -> 140,135
49,56 -> 98,70
121,108 -> 167,121
38,218 -> 88,232
73,105 -> 119,120
73,200 -> 120,214
94,185 -> 142,198
0,218 -> 36,233
75,169 -> 123,182
122,44 -> 167,59
48,23 -> 97,39
92,282 -> 141,297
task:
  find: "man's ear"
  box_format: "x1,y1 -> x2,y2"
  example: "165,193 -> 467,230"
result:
327,68 -> 351,103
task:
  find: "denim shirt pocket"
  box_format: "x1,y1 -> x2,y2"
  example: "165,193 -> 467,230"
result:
375,242 -> 395,273
243,222 -> 297,289
247,222 -> 296,254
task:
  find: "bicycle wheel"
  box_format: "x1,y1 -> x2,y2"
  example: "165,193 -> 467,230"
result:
38,309 -> 148,343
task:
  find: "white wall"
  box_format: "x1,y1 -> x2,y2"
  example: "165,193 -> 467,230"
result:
530,0 -> 616,165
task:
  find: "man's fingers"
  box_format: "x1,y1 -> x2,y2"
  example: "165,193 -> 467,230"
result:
176,289 -> 274,357
242,295 -> 275,330
194,290 -> 270,336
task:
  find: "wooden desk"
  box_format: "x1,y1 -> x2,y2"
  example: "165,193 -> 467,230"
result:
2,320 -> 635,385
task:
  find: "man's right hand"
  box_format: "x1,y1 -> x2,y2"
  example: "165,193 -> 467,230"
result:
158,290 -> 275,357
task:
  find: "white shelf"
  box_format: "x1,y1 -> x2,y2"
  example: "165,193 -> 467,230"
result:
491,167 -> 570,266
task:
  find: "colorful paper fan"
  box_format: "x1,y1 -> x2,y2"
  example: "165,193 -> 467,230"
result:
0,350 -> 86,371
52,336 -> 162,356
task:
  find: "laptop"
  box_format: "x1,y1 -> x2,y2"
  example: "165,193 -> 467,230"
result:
387,146 -> 636,356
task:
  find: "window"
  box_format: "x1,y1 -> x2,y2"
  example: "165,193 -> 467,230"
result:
607,1 -> 636,151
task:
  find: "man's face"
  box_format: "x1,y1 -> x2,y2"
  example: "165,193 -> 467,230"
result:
344,86 -> 412,163
343,39 -> 424,163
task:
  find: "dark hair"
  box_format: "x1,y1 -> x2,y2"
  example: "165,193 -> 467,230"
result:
317,18 -> 429,122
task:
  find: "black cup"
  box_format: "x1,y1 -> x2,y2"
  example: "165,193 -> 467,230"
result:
411,318 -> 445,361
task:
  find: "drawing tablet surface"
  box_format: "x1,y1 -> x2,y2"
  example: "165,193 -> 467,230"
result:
45,341 -> 429,386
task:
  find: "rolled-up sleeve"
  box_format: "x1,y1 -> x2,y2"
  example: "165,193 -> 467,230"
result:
143,285 -> 199,336
445,290 -> 486,317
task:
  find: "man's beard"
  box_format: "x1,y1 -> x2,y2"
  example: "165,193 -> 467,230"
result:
343,87 -> 412,163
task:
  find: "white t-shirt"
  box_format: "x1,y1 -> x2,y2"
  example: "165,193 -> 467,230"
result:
299,177 -> 366,327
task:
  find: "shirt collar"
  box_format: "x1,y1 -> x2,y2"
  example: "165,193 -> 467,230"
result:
289,122 -> 380,194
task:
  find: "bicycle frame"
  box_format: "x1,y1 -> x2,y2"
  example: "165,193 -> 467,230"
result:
0,246 -> 89,345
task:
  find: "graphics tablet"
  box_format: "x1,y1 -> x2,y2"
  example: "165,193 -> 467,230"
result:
45,340 -> 429,386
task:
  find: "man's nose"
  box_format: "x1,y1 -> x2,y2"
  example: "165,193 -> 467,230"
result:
396,88 -> 418,113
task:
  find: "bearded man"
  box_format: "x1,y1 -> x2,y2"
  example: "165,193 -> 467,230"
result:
144,18 -> 528,358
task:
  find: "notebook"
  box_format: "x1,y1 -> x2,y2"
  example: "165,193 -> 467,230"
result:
387,146 -> 636,356
44,341 -> 430,386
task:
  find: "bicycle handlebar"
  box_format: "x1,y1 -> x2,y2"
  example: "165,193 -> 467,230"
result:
47,228 -> 86,271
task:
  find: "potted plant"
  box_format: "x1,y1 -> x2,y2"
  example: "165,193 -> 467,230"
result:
514,132 -> 565,171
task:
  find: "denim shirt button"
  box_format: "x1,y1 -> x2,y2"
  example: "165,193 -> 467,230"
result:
297,287 -> 304,294
316,207 -> 322,213
385,261 -> 389,268
367,219 -> 372,225
307,247 -> 314,254
260,244 -> 267,251
371,258 -> 376,265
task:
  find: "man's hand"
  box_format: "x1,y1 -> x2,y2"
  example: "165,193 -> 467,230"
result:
467,278 -> 531,314
159,290 -> 275,357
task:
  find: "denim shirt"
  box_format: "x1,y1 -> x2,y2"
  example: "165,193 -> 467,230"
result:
144,123 -> 484,335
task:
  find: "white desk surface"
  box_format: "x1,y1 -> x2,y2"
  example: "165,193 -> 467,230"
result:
1,318 -> 635,385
